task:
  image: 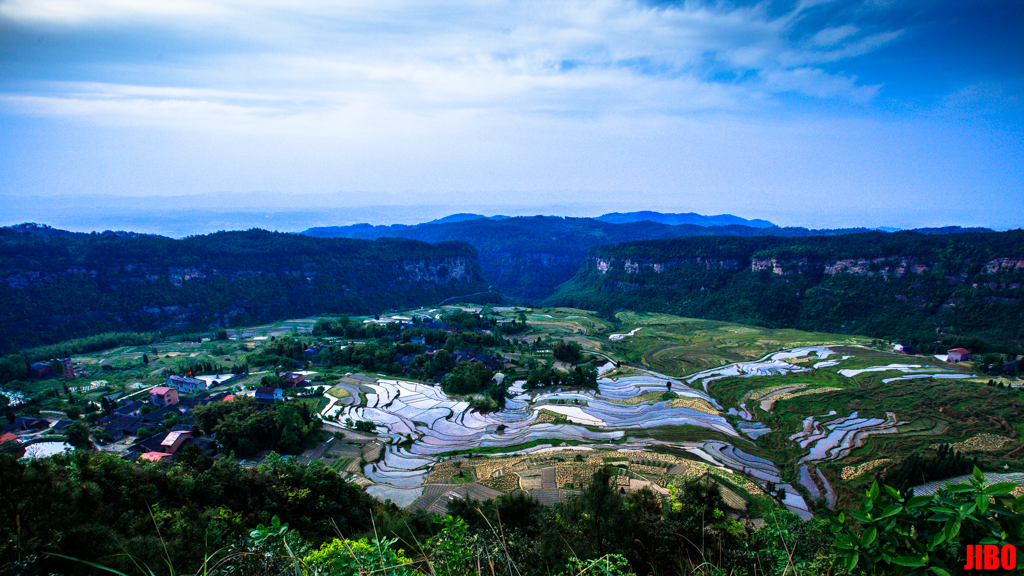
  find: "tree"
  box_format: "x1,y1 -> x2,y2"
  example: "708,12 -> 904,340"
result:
0,354 -> 28,385
553,340 -> 584,362
64,421 -> 92,448
433,349 -> 453,372
142,353 -> 149,365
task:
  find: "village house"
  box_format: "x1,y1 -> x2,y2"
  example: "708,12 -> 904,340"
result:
195,373 -> 241,389
113,400 -> 144,415
160,430 -> 192,454
947,348 -> 971,363
29,362 -> 53,380
280,372 -> 307,387
99,413 -> 144,441
255,387 -> 284,405
165,374 -> 207,394
58,358 -> 76,378
2,416 -> 50,433
149,386 -> 179,406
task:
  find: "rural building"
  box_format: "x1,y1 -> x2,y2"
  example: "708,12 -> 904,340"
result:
139,452 -> 172,463
149,386 -> 179,406
893,343 -> 915,354
160,431 -> 192,454
195,373 -> 240,388
2,416 -> 51,433
255,387 -> 283,405
165,374 -> 207,394
281,372 -> 307,387
947,348 -> 971,363
98,413 -> 144,440
58,358 -> 76,378
30,362 -> 53,379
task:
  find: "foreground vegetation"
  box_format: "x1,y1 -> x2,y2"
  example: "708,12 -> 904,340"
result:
3,450 -> 1021,576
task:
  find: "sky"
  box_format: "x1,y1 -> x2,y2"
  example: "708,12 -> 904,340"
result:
0,0 -> 1022,234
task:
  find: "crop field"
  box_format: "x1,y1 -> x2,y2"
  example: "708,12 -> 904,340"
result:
505,308 -> 614,336
292,311 -> 1023,513
604,313 -> 872,377
12,308 -> 1022,521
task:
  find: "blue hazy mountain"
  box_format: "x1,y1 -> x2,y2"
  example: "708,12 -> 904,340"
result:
595,211 -> 776,228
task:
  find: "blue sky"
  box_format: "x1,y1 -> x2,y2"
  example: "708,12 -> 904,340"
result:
0,0 -> 1021,232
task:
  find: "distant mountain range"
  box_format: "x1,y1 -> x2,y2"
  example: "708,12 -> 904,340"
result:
595,211 -> 776,228
0,213 -> 1006,351
303,212 -> 992,301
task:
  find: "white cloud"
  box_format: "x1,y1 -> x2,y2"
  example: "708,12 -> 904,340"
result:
1,0 -> 950,212
0,0 -> 225,24
1,0 -> 903,125
810,25 -> 859,46
939,82 -> 1019,118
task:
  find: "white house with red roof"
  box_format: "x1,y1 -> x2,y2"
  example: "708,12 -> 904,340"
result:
947,348 -> 971,362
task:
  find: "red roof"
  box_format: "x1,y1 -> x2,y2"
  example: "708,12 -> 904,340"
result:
140,452 -> 172,462
151,386 -> 171,395
948,348 -> 971,354
0,432 -> 18,445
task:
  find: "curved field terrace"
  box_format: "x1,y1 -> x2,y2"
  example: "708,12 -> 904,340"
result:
298,311 -> 1000,520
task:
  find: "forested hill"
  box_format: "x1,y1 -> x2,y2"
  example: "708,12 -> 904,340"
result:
548,230 -> 1024,351
0,225 -> 490,351
304,215 -> 922,301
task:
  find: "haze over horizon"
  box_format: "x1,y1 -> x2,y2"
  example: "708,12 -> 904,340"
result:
2,0 -> 1022,234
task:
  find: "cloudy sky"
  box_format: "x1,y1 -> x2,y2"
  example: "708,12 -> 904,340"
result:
1,0 -> 1021,232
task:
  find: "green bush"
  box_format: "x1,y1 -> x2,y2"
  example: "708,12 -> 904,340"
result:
831,468 -> 1024,575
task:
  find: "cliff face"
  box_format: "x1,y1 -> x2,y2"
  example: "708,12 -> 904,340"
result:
0,227 -> 490,350
551,231 -> 1024,349
592,253 -> 1023,287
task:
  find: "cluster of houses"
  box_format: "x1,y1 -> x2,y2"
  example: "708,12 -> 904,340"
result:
392,343 -> 504,377
96,387 -> 224,446
29,357 -> 76,379
4,370 -> 303,462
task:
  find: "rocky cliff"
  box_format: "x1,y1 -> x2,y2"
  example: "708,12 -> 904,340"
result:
0,225 -> 491,350
550,231 -> 1024,350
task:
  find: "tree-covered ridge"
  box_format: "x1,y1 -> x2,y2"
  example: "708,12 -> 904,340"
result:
304,215 -> 992,301
0,227 -> 491,352
550,230 -> 1024,351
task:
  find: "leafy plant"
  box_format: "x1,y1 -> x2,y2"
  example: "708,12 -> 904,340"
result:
303,536 -> 415,576
830,467 -> 1024,575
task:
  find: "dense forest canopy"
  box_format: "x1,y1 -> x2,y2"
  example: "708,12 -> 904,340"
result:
551,230 -> 1024,351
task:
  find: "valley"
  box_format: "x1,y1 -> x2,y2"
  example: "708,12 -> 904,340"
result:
2,221 -> 1023,575
6,306 -> 1020,522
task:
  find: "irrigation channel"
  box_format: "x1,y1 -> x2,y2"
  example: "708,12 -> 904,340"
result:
321,347 -> 969,517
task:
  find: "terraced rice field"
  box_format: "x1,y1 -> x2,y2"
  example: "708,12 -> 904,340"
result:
790,411 -> 905,464
304,308 -> 1020,518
